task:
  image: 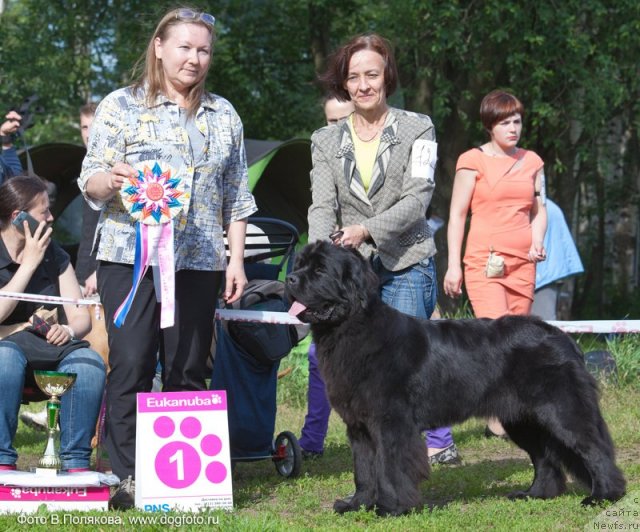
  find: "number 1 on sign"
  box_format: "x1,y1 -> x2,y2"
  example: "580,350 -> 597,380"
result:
169,448 -> 184,481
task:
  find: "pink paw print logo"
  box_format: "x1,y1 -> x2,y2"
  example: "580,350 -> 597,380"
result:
153,416 -> 227,489
10,488 -> 21,498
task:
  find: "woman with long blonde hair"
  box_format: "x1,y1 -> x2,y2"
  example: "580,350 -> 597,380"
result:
79,7 -> 256,509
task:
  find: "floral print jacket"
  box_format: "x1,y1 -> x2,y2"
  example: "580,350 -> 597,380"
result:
79,86 -> 257,271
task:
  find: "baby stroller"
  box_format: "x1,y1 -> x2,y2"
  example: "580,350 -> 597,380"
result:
210,217 -> 306,478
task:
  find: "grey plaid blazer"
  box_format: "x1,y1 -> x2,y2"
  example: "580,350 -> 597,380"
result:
308,107 -> 437,271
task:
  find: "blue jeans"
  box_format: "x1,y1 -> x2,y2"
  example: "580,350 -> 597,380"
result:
0,341 -> 106,469
372,256 -> 454,449
373,256 -> 438,319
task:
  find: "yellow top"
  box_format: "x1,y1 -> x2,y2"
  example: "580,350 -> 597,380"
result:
349,115 -> 381,193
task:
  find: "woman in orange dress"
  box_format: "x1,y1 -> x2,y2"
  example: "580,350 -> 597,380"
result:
444,90 -> 547,437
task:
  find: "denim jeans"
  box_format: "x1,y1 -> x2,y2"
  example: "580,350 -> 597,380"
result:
372,256 -> 437,318
0,341 -> 106,469
372,256 -> 454,449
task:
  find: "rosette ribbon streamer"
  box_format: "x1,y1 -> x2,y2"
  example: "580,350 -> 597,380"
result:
114,162 -> 188,328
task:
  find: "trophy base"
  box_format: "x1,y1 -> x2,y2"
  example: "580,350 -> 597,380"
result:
0,483 -> 110,513
31,467 -> 60,477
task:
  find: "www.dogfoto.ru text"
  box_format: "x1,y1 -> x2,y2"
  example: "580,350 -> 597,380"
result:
14,513 -> 221,527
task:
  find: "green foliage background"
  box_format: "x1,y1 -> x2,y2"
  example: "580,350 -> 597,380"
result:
1,0 -> 639,319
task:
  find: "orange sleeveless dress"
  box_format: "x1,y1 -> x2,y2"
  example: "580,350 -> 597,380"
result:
456,148 -> 544,318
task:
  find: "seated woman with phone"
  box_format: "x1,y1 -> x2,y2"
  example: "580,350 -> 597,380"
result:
0,175 -> 105,471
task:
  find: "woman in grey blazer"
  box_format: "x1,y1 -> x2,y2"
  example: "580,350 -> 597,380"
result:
307,33 -> 458,466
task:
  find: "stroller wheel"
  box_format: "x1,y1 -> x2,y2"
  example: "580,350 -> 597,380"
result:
273,431 -> 302,478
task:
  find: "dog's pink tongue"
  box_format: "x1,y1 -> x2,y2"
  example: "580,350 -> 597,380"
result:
288,301 -> 307,317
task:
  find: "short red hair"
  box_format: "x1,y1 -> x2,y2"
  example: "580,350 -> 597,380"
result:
480,90 -> 525,131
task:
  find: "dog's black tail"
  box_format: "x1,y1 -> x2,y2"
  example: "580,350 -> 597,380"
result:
546,332 -> 626,503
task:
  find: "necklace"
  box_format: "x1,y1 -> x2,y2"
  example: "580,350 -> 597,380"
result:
353,112 -> 388,143
354,126 -> 382,142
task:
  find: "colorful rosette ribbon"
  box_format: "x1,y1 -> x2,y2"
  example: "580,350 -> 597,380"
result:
114,161 -> 188,329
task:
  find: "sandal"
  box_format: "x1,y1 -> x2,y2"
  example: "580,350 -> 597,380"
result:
429,443 -> 461,465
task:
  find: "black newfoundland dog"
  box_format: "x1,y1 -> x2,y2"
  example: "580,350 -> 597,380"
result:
285,241 -> 625,516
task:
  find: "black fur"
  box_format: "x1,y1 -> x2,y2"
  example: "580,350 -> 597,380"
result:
285,241 -> 626,516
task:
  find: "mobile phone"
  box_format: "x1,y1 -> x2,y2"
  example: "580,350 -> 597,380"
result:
30,314 -> 52,338
12,211 -> 41,235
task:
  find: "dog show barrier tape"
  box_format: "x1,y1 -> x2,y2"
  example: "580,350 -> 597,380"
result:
215,308 -> 304,326
216,308 -> 640,333
2,291 -> 639,333
546,320 -> 640,334
0,290 -> 99,308
0,291 -> 102,318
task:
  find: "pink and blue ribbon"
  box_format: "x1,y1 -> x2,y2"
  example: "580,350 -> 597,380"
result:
114,222 -> 149,328
115,162 -> 187,329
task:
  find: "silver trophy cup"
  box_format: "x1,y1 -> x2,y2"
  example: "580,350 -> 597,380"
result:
33,370 -> 77,472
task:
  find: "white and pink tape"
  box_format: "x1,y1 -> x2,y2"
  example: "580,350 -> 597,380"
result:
1,290 -> 638,333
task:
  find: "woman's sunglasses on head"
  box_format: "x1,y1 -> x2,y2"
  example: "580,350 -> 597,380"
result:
176,9 -> 215,27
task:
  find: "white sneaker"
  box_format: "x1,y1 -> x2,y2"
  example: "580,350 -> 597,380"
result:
20,409 -> 48,431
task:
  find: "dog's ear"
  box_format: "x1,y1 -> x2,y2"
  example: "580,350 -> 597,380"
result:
294,241 -> 324,269
342,248 -> 379,311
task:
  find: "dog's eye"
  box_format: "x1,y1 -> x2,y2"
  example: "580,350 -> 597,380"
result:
308,264 -> 325,275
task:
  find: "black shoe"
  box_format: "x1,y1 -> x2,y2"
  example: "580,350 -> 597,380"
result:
109,475 -> 135,510
429,443 -> 461,466
301,449 -> 323,460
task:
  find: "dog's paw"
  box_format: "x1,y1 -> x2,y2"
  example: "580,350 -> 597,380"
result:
333,496 -> 357,514
333,493 -> 375,514
507,490 -> 530,501
580,496 -> 607,508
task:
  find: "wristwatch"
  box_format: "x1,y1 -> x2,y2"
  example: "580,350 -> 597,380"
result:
1,134 -> 15,145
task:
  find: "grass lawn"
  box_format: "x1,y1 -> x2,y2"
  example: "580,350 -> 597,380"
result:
1,336 -> 638,531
